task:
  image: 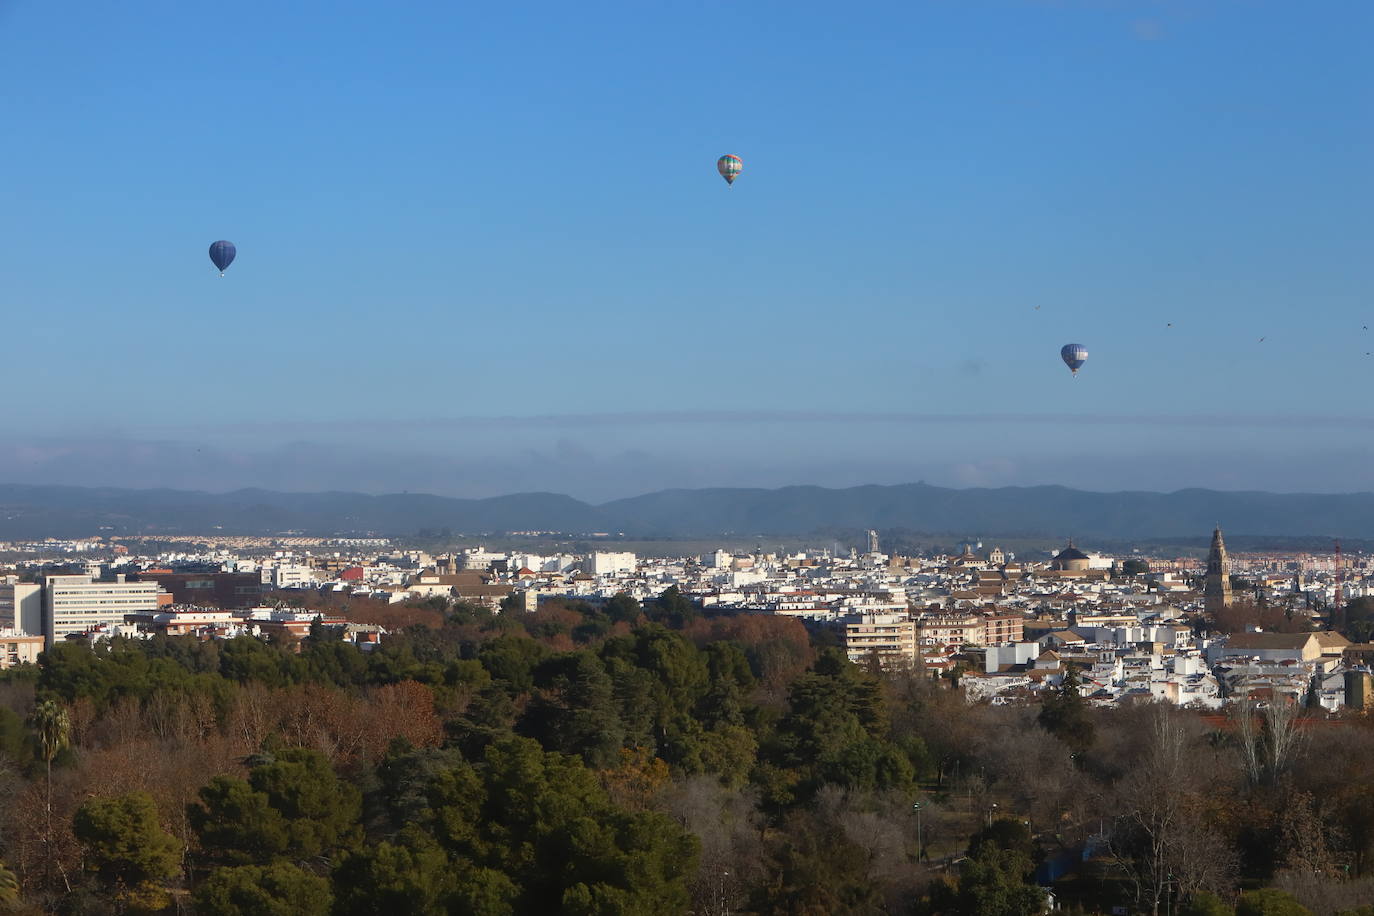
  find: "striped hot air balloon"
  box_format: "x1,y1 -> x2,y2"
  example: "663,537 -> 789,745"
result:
1060,343 -> 1088,376
717,154 -> 742,186
208,240 -> 236,277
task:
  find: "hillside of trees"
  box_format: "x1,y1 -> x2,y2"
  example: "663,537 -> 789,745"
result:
2,591 -> 1374,914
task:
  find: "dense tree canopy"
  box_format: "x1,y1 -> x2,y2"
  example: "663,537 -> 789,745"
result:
193,862 -> 332,916
73,791 -> 181,911
1,588 -> 1372,914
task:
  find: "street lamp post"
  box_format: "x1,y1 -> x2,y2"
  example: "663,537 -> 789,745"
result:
988,802 -> 998,829
913,803 -> 923,861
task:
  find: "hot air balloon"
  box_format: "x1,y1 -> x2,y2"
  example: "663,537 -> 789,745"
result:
209,240 -> 236,276
717,154 -> 742,186
1061,343 -> 1088,376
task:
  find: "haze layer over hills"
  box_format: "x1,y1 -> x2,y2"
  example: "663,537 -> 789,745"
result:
0,482 -> 1371,540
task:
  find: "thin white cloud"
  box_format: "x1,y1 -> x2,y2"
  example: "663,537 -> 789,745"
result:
136,410 -> 1374,434
1132,18 -> 1167,39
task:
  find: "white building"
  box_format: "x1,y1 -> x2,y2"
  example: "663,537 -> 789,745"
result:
265,564 -> 315,589
588,552 -> 636,576
0,578 -> 43,635
458,547 -> 504,570
984,642 -> 1040,673
42,574 -> 162,645
705,549 -> 732,569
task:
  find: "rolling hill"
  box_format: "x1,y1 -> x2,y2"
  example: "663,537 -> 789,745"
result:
0,482 -> 1370,541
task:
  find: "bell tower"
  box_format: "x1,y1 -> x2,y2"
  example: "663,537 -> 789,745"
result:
1204,526 -> 1232,615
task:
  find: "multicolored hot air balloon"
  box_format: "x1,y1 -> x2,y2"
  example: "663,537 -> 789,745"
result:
209,240 -> 236,276
717,154 -> 742,186
1061,343 -> 1088,376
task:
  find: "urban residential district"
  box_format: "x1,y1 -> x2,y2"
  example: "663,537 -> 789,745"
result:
4,526 -> 1372,711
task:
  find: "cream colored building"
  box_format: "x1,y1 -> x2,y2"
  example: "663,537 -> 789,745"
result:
915,613 -> 984,648
0,630 -> 44,668
845,613 -> 917,668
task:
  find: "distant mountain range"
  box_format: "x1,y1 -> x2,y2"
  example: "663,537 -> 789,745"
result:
0,482 -> 1370,541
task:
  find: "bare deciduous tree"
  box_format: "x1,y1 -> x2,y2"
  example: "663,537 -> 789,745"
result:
1232,696 -> 1307,786
659,776 -> 764,916
1110,706 -> 1235,916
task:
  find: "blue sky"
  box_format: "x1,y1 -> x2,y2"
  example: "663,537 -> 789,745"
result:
0,0 -> 1371,499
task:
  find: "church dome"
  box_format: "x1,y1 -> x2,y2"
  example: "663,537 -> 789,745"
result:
1051,542 -> 1091,571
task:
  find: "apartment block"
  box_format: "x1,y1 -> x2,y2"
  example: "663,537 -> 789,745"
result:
915,613 -> 983,648
981,613 -> 1025,646
844,613 -> 917,668
0,630 -> 44,668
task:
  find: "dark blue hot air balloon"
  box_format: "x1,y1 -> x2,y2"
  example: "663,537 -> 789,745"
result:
1060,343 -> 1088,376
208,240 -> 236,276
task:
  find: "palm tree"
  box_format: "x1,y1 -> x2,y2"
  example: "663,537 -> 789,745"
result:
0,861 -> 18,907
27,699 -> 70,888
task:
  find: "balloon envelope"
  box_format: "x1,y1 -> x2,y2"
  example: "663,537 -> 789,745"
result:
209,240 -> 236,274
717,154 -> 742,185
1060,343 -> 1088,374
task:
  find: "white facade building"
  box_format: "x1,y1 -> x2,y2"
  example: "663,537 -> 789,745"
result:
264,564 -> 315,589
706,549 -> 732,569
42,574 -> 162,644
0,578 -> 43,635
588,552 -> 636,576
458,548 -> 504,570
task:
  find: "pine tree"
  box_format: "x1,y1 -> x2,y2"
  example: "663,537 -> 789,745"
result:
1037,665 -> 1095,754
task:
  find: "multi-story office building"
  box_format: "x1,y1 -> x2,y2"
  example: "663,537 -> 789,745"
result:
131,571 -> 262,608
0,578 -> 43,635
42,574 -> 162,644
264,564 -> 315,590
